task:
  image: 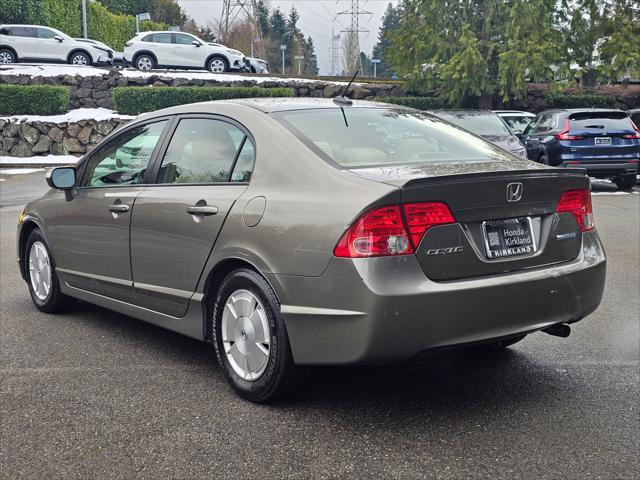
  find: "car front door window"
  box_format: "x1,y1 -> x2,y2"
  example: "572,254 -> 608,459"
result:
82,121 -> 167,187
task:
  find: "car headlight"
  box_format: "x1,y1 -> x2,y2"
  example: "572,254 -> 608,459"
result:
226,49 -> 243,57
92,46 -> 110,53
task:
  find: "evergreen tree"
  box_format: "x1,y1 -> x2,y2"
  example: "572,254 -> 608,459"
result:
371,3 -> 401,77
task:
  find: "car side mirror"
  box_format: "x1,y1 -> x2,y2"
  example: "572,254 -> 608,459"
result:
46,167 -> 76,190
192,41 -> 201,47
54,35 -> 64,42
515,132 -> 526,141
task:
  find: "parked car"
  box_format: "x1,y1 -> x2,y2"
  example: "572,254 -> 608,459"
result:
0,24 -> 113,65
627,108 -> 640,127
124,31 -> 245,72
494,110 -> 536,134
18,99 -> 606,402
522,109 -> 640,190
245,56 -> 269,74
74,38 -> 124,66
430,110 -> 528,157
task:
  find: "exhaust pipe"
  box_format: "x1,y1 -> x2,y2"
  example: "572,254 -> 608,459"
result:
543,323 -> 571,338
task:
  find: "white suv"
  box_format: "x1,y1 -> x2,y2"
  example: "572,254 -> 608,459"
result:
124,31 -> 246,73
0,25 -> 113,65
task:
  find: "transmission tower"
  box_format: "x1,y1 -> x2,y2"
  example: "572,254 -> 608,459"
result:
220,0 -> 264,57
336,0 -> 371,72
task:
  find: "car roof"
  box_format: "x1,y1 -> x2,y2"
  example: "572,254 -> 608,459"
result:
494,110 -> 536,116
222,97 -> 407,114
538,108 -> 624,114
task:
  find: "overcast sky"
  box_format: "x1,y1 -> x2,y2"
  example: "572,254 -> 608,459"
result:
177,0 -> 399,74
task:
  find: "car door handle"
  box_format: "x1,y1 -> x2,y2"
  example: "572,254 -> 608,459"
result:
186,205 -> 218,216
108,204 -> 130,213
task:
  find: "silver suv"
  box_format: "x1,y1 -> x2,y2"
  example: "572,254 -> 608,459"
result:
123,31 -> 245,72
0,24 -> 113,65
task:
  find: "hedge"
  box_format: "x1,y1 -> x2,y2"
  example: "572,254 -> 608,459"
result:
376,96 -> 448,110
546,94 -> 616,109
0,85 -> 71,115
0,0 -> 166,51
112,86 -> 296,115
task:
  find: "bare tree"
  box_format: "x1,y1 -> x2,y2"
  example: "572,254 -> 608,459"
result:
342,31 -> 359,74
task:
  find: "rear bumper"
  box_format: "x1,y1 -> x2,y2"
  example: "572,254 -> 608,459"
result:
272,230 -> 606,365
558,160 -> 638,177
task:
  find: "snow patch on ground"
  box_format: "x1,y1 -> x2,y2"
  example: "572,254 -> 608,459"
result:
0,63 -> 354,84
0,155 -> 79,165
0,168 -> 44,175
0,64 -> 109,77
1,108 -> 134,124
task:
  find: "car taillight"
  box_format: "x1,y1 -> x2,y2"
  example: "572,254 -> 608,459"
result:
555,119 -> 584,140
557,189 -> 595,232
333,202 -> 454,258
622,121 -> 640,139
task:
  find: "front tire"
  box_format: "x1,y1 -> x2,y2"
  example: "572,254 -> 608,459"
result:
212,268 -> 304,402
69,51 -> 91,66
613,174 -> 636,191
25,229 -> 75,313
207,56 -> 228,73
0,48 -> 16,64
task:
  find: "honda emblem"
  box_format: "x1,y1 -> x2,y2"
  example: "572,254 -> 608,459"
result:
506,182 -> 523,202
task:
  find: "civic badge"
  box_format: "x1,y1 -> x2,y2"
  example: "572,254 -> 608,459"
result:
506,182 -> 523,202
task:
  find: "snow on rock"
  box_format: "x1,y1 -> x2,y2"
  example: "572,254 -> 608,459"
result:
0,168 -> 44,175
0,64 -> 110,78
0,108 -> 134,124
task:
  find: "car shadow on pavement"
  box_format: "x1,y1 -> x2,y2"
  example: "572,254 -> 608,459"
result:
68,300 -> 564,416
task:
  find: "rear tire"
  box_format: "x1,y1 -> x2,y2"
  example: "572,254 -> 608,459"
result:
0,48 -> 16,64
135,54 -> 155,71
25,229 -> 75,314
613,174 -> 636,191
212,268 -> 305,402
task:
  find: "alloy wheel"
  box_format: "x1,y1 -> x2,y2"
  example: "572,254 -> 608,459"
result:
29,241 -> 52,301
209,58 -> 226,73
0,51 -> 14,64
137,56 -> 153,71
72,54 -> 88,65
221,289 -> 271,381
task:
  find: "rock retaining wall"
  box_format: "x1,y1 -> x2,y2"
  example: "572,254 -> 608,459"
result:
0,117 -> 130,157
0,69 -> 405,110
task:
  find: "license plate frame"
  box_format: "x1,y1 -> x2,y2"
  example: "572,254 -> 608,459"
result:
595,136 -> 611,146
482,217 -> 537,259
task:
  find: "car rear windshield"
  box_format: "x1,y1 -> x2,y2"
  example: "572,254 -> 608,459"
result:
272,108 -> 516,169
434,112 -> 511,136
568,111 -> 633,130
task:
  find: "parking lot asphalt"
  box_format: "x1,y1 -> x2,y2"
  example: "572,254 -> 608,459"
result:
1,171 -> 638,479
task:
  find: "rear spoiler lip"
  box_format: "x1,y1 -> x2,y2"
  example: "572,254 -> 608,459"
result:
401,168 -> 589,189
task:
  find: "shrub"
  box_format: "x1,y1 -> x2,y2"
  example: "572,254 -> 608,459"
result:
376,96 -> 447,110
546,94 -> 615,109
0,85 -> 70,115
112,86 -> 296,115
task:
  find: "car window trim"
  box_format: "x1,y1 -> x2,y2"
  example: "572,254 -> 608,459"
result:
146,112 -> 256,187
75,116 -> 175,190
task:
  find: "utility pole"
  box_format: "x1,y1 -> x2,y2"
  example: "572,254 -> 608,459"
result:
280,44 -> 287,74
337,0 -> 372,73
81,0 -> 88,38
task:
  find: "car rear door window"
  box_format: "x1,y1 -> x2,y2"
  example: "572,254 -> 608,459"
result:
231,140 -> 255,182
157,118 -> 253,184
82,121 -> 168,187
6,26 -> 37,38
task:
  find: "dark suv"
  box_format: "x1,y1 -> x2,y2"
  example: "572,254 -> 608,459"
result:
523,109 -> 640,190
